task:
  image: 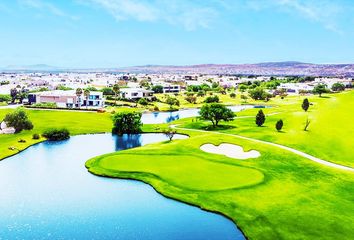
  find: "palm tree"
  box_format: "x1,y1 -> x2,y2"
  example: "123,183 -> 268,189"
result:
76,88 -> 83,108
84,89 -> 90,109
112,84 -> 120,105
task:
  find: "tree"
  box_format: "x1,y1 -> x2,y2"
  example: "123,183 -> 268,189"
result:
163,128 -> 177,141
138,98 -> 148,106
204,95 -> 219,103
199,103 -> 235,127
3,109 -> 33,133
241,94 -> 248,103
185,95 -> 197,104
304,118 -> 311,131
112,112 -> 142,135
113,84 -> 120,105
249,87 -> 272,100
166,96 -> 180,109
331,82 -> 345,92
238,84 -> 247,92
101,87 -> 114,96
302,98 -> 310,112
197,90 -> 205,97
230,92 -> 236,98
76,88 -> 83,108
255,110 -> 265,127
84,89 -> 90,109
275,119 -> 283,132
151,85 -> 164,93
312,84 -> 329,97
10,88 -> 18,103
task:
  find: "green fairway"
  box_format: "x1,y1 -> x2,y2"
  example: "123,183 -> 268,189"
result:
180,91 -> 354,167
0,109 -> 112,160
86,129 -> 354,240
1,91 -> 353,239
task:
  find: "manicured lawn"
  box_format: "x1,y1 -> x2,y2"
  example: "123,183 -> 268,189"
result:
0,109 -> 112,160
1,91 -> 353,239
180,91 -> 354,167
86,130 -> 354,240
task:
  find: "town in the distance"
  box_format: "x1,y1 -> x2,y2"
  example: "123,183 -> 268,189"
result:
0,63 -> 352,111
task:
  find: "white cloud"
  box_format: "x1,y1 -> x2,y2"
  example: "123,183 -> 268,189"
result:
18,0 -> 79,20
272,0 -> 343,33
80,0 -> 218,30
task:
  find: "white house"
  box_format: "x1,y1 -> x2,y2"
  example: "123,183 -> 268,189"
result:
120,88 -> 154,100
162,84 -> 181,93
28,90 -> 105,108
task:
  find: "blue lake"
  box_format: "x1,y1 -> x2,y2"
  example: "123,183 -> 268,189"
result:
141,105 -> 259,124
0,133 -> 244,240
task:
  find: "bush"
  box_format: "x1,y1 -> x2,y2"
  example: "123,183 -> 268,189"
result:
32,133 -> 40,139
0,94 -> 11,102
3,109 -> 34,133
230,92 -> 236,98
204,95 -> 219,103
276,119 -> 283,131
31,102 -> 57,108
18,139 -> 26,143
42,128 -> 70,141
138,98 -> 148,106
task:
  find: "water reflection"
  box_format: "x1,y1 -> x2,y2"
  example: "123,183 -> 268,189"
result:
0,133 -> 242,240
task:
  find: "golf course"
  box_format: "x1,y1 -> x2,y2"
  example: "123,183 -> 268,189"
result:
1,91 -> 353,239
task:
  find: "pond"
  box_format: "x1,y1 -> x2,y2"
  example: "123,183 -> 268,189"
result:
0,133 -> 244,240
141,105 -> 262,124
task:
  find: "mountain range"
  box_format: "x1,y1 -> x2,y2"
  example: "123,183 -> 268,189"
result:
1,62 -> 354,77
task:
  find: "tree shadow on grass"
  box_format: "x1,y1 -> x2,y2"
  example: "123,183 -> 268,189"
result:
202,124 -> 236,131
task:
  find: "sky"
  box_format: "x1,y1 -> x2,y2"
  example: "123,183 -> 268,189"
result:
0,0 -> 354,68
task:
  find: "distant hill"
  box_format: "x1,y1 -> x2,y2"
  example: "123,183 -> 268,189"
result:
113,62 -> 354,77
1,62 -> 354,76
2,64 -> 60,71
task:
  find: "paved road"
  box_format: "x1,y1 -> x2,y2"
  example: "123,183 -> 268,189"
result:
173,126 -> 354,173
0,104 -> 22,109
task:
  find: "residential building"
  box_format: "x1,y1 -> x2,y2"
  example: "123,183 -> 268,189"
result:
120,88 -> 154,100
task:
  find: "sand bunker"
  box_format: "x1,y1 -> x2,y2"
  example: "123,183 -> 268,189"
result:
200,143 -> 260,159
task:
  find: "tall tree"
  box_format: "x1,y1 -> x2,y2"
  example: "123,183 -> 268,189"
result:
84,89 -> 90,109
255,110 -> 266,127
112,84 -> 120,105
112,112 -> 142,135
302,98 -> 310,112
75,88 -> 83,108
275,119 -> 283,132
199,103 -> 235,127
3,109 -> 33,133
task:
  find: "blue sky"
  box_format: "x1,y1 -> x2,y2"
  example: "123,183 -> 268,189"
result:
0,0 -> 354,68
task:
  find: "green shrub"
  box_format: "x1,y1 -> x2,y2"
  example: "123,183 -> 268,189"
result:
32,133 -> 40,139
204,95 -> 219,103
42,128 -> 70,141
